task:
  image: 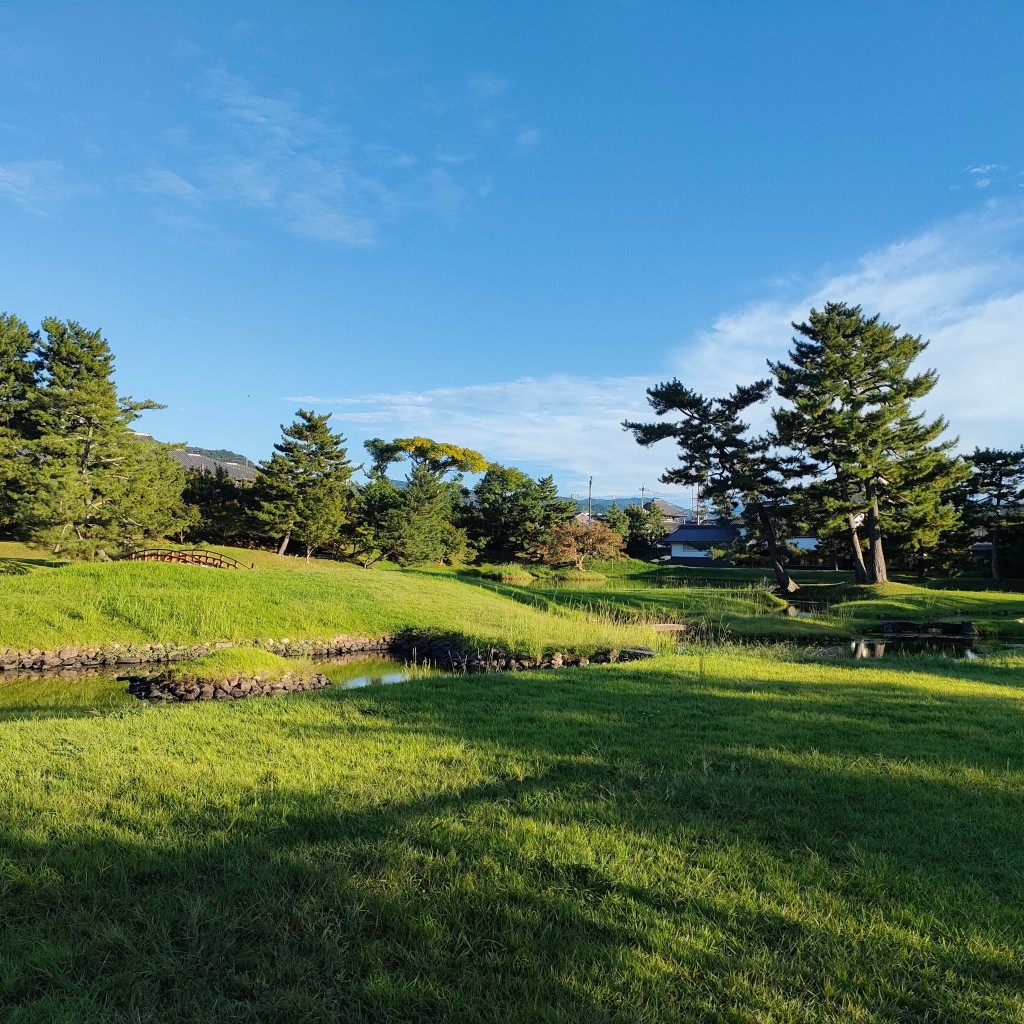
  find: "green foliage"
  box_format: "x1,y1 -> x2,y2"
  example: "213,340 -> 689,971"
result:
364,435 -> 488,479
182,467 -> 257,546
622,502 -> 666,553
466,464 -> 576,560
601,501 -> 629,537
12,318 -> 187,557
771,302 -> 968,583
0,312 -> 37,531
625,379 -> 800,591
962,447 -> 1024,579
254,409 -> 358,560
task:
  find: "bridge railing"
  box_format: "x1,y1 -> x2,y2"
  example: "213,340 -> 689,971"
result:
128,548 -> 254,570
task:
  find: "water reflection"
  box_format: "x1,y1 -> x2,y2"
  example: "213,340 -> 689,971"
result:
822,638 -> 977,659
317,655 -> 436,689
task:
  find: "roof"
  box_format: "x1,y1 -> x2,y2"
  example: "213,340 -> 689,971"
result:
169,450 -> 258,482
665,523 -> 739,545
650,498 -> 688,517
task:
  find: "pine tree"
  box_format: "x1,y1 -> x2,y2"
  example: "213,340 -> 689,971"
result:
182,467 -> 257,546
16,318 -> 187,557
0,312 -> 37,531
770,303 -> 967,583
602,502 -> 629,539
625,379 -> 801,592
254,409 -> 358,561
963,447 -> 1024,580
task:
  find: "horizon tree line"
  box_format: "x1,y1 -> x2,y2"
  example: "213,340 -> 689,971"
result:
2,305 -> 1022,579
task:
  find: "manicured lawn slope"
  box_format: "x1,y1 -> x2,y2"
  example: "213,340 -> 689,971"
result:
0,560 -> 656,655
2,649 -> 1023,1021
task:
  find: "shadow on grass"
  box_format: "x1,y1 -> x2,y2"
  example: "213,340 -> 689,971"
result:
2,662 -> 1023,1020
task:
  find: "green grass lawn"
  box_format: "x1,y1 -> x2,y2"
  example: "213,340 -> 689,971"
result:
2,648 -> 1022,1021
0,559 -> 659,657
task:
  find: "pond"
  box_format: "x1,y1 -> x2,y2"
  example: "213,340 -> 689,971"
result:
0,652 -> 443,717
811,638 -> 1020,660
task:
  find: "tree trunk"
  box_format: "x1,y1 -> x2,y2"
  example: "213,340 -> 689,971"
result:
755,506 -> 797,594
305,543 -> 313,564
865,485 -> 887,584
847,514 -> 868,584
277,531 -> 290,557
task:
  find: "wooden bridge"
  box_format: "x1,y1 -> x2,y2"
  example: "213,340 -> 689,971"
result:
128,548 -> 254,570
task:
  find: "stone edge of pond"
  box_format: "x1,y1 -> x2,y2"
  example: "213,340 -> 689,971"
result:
0,635 -> 392,673
0,633 -> 659,676
126,671 -> 333,703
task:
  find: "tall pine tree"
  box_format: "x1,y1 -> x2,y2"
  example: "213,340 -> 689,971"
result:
255,409 -> 358,561
0,312 -> 37,532
770,303 -> 966,583
16,318 -> 187,557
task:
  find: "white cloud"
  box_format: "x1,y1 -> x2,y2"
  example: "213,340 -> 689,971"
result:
674,200 -> 1024,450
467,73 -> 509,102
0,160 -> 97,214
285,376 -> 682,498
284,201 -> 1024,493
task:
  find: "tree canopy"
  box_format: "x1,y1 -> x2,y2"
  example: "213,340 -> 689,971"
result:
625,379 -> 801,592
770,302 -> 966,583
255,409 -> 359,561
10,317 -> 186,557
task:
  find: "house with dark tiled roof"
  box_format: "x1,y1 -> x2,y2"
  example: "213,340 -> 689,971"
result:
663,522 -> 739,565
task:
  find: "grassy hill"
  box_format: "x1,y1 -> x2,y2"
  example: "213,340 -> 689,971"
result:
0,552 -> 657,656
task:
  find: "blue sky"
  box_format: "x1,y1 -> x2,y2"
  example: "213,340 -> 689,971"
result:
2,1 -> 1023,498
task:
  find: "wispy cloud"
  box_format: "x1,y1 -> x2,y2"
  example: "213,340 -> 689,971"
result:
283,201 -> 1024,492
123,67 -> 535,245
0,160 -> 97,214
514,128 -> 542,154
285,376 -> 673,496
122,166 -> 202,204
467,72 -> 509,102
965,163 -> 1009,190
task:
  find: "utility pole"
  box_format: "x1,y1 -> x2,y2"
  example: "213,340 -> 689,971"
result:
639,483 -> 648,509
588,476 -> 593,522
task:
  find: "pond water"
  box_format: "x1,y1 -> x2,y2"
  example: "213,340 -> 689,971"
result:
812,638 -> 1021,660
0,652 -> 441,717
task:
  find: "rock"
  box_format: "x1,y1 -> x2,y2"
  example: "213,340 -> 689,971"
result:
621,646 -> 658,660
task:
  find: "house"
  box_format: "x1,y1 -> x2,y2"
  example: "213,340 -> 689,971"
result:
663,522 -> 739,565
649,498 -> 690,533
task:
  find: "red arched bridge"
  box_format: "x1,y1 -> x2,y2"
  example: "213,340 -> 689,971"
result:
128,548 -> 254,569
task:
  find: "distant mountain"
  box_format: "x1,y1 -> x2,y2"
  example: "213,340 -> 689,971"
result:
185,446 -> 256,468
566,496 -> 695,517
